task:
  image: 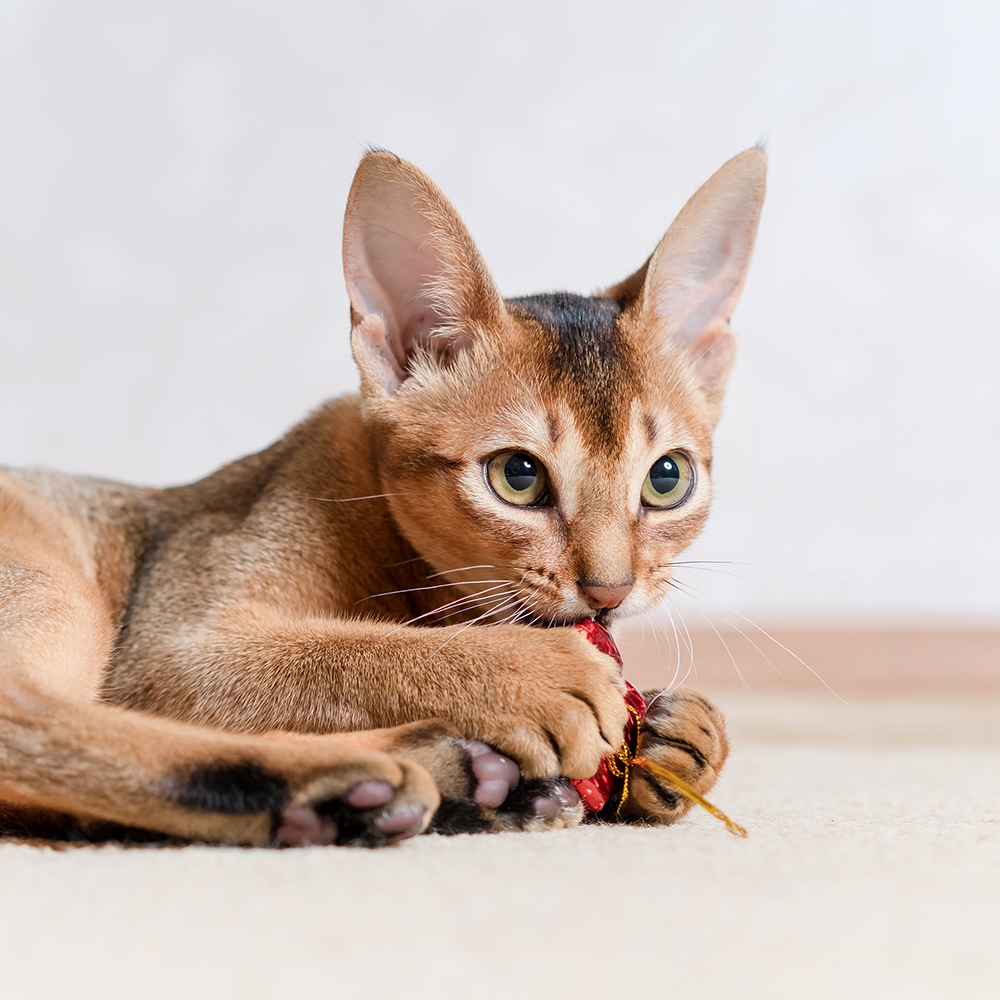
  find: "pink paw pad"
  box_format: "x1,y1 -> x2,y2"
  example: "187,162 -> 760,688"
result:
459,740 -> 520,808
345,779 -> 395,810
274,804 -> 338,847
373,804 -> 426,838
533,782 -> 580,819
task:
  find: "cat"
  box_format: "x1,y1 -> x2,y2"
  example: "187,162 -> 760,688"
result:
0,147 -> 765,846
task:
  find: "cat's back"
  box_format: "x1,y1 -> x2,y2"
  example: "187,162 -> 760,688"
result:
1,392 -> 421,638
0,465 -> 156,609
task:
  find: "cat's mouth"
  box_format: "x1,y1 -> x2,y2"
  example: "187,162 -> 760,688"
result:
462,579 -> 619,630
525,609 -> 609,629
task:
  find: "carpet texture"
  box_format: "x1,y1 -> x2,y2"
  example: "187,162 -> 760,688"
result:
2,690 -> 997,1000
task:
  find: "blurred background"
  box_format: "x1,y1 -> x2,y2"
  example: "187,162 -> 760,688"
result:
1,0 -> 997,688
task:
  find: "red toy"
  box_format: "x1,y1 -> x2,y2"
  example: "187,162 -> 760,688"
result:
569,618 -> 648,814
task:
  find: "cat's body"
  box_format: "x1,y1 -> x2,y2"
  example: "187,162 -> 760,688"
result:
0,149 -> 765,845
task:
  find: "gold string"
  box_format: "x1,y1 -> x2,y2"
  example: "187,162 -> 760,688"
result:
633,756 -> 748,838
603,704 -> 748,837
606,704 -> 643,816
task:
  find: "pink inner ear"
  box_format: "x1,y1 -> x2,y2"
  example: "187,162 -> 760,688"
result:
689,326 -> 737,390
352,315 -> 408,396
357,220 -> 451,362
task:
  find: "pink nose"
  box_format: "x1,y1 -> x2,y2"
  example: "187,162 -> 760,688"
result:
580,582 -> 634,610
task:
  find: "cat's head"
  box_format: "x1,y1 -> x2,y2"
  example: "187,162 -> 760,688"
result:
343,149 -> 765,626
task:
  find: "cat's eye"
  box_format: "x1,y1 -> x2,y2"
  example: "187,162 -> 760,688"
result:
641,453 -> 694,508
486,451 -> 549,506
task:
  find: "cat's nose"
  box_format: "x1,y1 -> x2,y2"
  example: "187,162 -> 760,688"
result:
579,582 -> 634,610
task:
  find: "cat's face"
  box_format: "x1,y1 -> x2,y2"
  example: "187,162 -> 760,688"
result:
364,294 -> 716,625
344,150 -> 765,626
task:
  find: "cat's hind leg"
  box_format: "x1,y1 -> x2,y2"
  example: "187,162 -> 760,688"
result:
0,522 -> 439,846
0,661 -> 444,846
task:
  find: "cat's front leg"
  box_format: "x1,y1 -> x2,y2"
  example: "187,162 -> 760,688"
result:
110,610 -> 629,795
616,688 -> 730,825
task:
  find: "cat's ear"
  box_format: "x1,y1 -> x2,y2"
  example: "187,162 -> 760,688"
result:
606,149 -> 766,403
343,151 -> 504,397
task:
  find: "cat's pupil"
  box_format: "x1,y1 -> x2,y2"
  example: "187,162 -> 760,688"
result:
504,453 -> 538,493
648,456 -> 680,494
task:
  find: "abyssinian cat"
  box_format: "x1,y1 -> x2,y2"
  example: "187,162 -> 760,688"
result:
0,148 -> 765,846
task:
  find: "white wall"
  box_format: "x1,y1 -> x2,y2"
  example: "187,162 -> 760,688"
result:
1,0 -> 997,626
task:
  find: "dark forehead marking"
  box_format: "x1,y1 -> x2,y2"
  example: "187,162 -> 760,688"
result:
507,292 -> 623,350
506,292 -> 639,450
546,412 -> 560,444
644,413 -> 659,444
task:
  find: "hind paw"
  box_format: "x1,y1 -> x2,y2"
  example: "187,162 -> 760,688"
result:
167,741 -> 440,848
382,723 -> 584,835
274,769 -> 431,847
429,740 -> 583,834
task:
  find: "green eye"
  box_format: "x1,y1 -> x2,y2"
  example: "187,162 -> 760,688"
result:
487,451 -> 548,506
641,453 -> 694,508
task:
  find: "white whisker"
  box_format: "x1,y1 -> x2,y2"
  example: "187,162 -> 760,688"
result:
425,564 -> 497,580
387,584 -> 515,633
661,603 -> 695,690
669,579 -> 844,700
389,583 -> 515,635
300,493 -> 398,503
670,578 -> 783,678
433,597 -> 526,653
666,585 -> 751,692
671,559 -> 847,587
358,579 -> 507,603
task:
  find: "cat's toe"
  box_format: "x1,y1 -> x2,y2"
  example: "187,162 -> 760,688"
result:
377,721 -> 581,835
429,774 -> 583,834
459,739 -> 520,807
492,777 -> 583,830
528,779 -> 580,821
274,804 -> 339,846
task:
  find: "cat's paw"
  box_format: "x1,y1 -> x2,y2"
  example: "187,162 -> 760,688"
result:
444,624 -> 629,782
272,762 -> 434,847
617,687 -> 730,825
166,738 -> 441,848
432,740 -> 584,834
386,722 -> 584,834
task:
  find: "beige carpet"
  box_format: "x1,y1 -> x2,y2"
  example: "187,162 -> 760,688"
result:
2,690 -> 998,1000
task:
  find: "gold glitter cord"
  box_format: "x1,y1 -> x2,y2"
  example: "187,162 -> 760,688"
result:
633,756 -> 748,838
607,704 -> 643,816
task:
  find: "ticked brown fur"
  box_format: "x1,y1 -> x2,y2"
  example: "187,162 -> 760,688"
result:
0,149 -> 765,845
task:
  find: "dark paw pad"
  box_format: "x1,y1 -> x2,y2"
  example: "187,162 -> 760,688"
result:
498,777 -> 578,824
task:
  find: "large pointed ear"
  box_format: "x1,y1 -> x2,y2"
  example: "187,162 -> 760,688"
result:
606,149 -> 766,405
343,151 -> 505,397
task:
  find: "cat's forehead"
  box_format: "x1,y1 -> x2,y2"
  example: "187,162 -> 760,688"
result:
505,292 -> 636,451
506,292 -> 623,352
500,292 -> 706,454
